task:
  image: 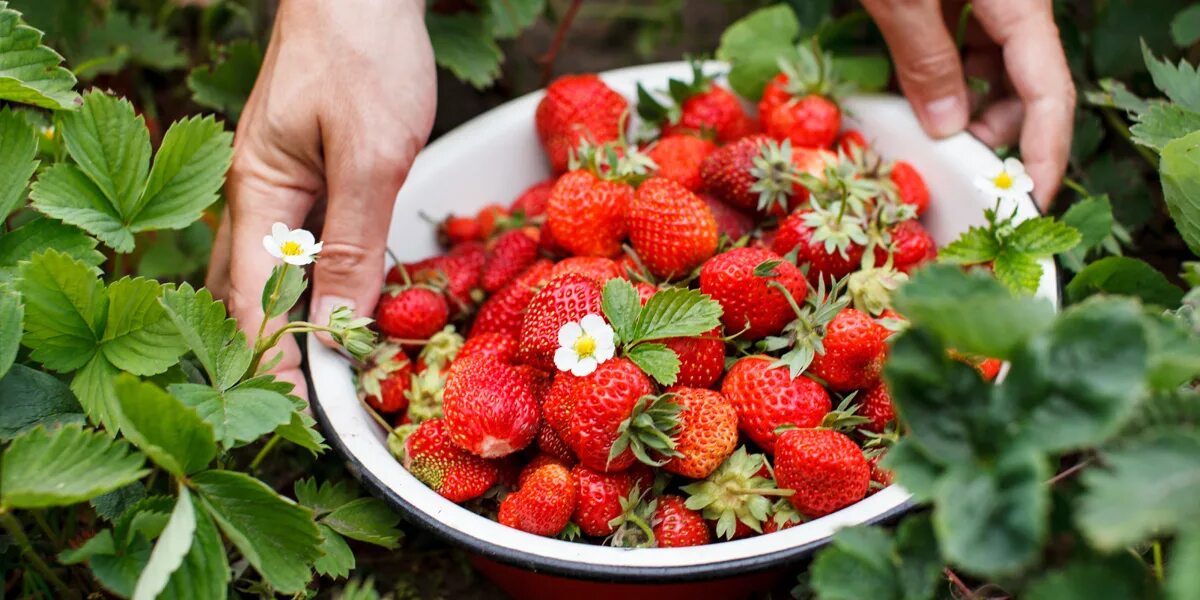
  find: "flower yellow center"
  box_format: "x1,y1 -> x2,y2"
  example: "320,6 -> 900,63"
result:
573,334 -> 597,358
993,171 -> 1014,190
280,241 -> 304,256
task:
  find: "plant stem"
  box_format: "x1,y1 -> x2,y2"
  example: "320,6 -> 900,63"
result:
248,434 -> 281,473
30,511 -> 61,548
538,0 -> 583,85
1099,107 -> 1159,169
732,487 -> 794,497
944,567 -> 974,599
0,510 -> 75,599
1153,540 -> 1164,581
255,263 -> 290,346
1061,176 -> 1090,197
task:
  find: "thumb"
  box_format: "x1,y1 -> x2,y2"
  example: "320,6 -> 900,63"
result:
863,0 -> 970,138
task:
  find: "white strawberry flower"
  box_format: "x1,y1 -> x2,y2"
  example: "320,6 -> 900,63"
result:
553,314 -> 616,377
974,157 -> 1034,202
263,222 -> 323,265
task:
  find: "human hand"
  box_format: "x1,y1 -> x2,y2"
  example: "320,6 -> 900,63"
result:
861,0 -> 1075,207
207,0 -> 436,399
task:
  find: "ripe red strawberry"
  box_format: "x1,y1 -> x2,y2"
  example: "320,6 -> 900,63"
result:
661,388 -> 738,479
699,193 -> 754,241
633,282 -> 657,305
358,343 -> 414,413
457,332 -> 518,364
652,495 -> 711,548
661,327 -> 724,389
774,428 -> 870,518
978,358 -> 1002,381
519,454 -> 573,487
511,178 -> 556,217
471,259 -> 554,338
549,256 -> 623,286
572,464 -> 645,537
836,129 -> 868,154
569,358 -> 656,472
762,95 -> 840,149
542,372 -> 579,442
758,72 -> 792,117
808,308 -> 889,392
646,135 -> 716,192
517,273 -> 604,371
403,418 -> 500,503
443,356 -> 541,458
772,210 -> 866,284
869,452 -> 894,487
627,176 -> 719,280
537,421 -> 576,462
762,500 -> 804,533
499,462 -> 577,536
858,382 -> 895,433
721,356 -> 832,454
698,248 -> 808,340
390,247 -> 485,316
376,287 -> 450,342
546,169 -> 633,258
698,134 -> 770,212
890,160 -> 929,216
638,63 -> 755,144
874,219 -> 936,274
439,215 -> 482,246
481,229 -> 539,293
476,204 -> 508,240
536,74 -> 627,173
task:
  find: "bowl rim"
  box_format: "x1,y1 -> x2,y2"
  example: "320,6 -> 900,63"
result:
305,60 -> 1061,582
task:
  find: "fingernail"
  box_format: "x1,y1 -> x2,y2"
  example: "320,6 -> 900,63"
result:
314,295 -> 355,326
923,95 -> 967,138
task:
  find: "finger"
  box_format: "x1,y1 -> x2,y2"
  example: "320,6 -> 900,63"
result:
973,0 -> 1076,207
862,0 -> 969,138
968,97 -> 1024,147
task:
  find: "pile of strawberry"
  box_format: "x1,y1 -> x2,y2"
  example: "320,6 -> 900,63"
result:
357,53 -> 1000,548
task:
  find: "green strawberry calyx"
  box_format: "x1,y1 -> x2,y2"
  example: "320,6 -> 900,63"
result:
680,447 -> 793,540
610,394 -> 684,468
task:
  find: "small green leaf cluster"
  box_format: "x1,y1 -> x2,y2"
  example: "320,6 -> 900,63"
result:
601,278 -> 722,386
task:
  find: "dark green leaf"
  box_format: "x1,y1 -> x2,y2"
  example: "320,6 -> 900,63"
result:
633,287 -> 722,342
1172,4 -> 1200,47
0,106 -> 37,219
894,515 -> 941,600
101,277 -> 186,376
426,13 -> 503,90
1144,313 -> 1200,391
275,409 -> 327,455
132,115 -> 233,233
188,41 -> 262,120
715,5 -> 800,100
0,217 -> 103,282
1084,155 -> 1151,229
1130,104 -> 1200,152
1168,528 -> 1200,600
59,91 -> 151,219
322,497 -> 402,548
1142,40 -> 1200,112
879,438 -> 941,503
809,526 -> 897,599
262,263 -> 307,319
170,382 -> 294,448
114,375 -> 216,476
1026,556 -> 1147,600
17,249 -> 105,372
1160,130 -> 1200,255
294,478 -> 358,517
1061,195 -> 1115,252
0,287 -> 20,378
601,278 -> 641,345
71,354 -> 121,429
0,2 -> 80,109
1067,256 -> 1184,307
486,0 -> 544,38
89,540 -> 151,597
0,423 -> 148,508
1092,0 -> 1176,78
90,482 -> 146,522
159,283 -> 251,391
58,529 -> 116,564
313,524 -> 354,579
833,55 -> 890,92
0,363 -> 83,440
73,11 -> 186,78
626,342 -> 680,387
1071,110 -> 1105,163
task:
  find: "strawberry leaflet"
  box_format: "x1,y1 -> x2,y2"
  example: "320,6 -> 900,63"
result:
600,279 -> 723,385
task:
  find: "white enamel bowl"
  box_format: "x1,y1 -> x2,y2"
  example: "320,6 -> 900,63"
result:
306,61 -> 1059,583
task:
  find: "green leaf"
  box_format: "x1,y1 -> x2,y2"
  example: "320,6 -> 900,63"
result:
132,485 -> 196,600
1008,217 -> 1082,256
1142,39 -> 1200,112
1067,256 -> 1184,307
132,115 -> 233,232
1078,431 -> 1200,549
1144,313 -> 1200,391
275,409 -> 328,455
809,526 -> 897,599
294,478 -> 358,517
0,287 -> 19,378
262,263 -> 307,319
159,283 -> 251,391
1160,130 -> 1200,255
73,11 -> 186,78
159,498 -> 229,600
0,217 -> 103,282
1172,4 -> 1200,47
894,265 -> 1054,360
426,13 -> 503,90
715,5 -> 800,99
114,375 -> 216,476
938,225 -> 1000,264
0,106 -> 37,219
0,363 -> 83,440
893,515 -> 942,600
71,354 -> 121,429
601,278 -> 640,345
1130,104 -> 1200,152
1092,0 -> 1176,79
1168,528 -> 1200,600
102,277 -> 186,376
59,91 -> 151,218
322,497 -> 403,549
314,524 -> 354,579
17,249 -> 105,372
0,2 -> 80,109
58,529 -> 116,564
879,438 -> 941,502
633,287 -> 722,342
28,162 -> 133,251
993,250 -> 1044,294
188,41 -> 262,120
486,0 -> 544,38
338,577 -> 383,600
833,55 -> 890,92
89,540 -> 152,597
1060,195 -> 1115,265
90,482 -> 145,522
1085,79 -> 1151,115
626,342 -> 680,387
193,470 -> 323,594
1071,110 -> 1105,164
0,423 -> 147,509
169,382 -> 294,448
933,449 -> 1048,577
1026,556 -> 1147,600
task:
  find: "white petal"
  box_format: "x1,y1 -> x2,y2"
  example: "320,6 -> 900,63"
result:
580,314 -> 606,334
308,241 -> 324,255
271,222 -> 290,241
263,235 -> 283,258
973,176 -> 997,195
293,228 -> 316,247
284,254 -> 314,266
554,347 -> 579,372
1013,173 -> 1035,194
558,322 -> 583,348
593,338 -> 615,363
1003,157 -> 1026,176
571,356 -> 598,377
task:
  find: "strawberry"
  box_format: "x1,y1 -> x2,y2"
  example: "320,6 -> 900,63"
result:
517,273 -> 604,371
633,281 -> 657,305
357,343 -> 414,414
808,307 -> 889,392
699,193 -> 754,241
680,446 -> 783,539
457,332 -> 518,364
568,358 -> 659,472
470,259 -> 554,338
869,452 -> 894,487
572,464 -> 645,537
442,356 -> 541,458
661,388 -> 738,479
646,135 -> 717,191
661,327 -> 724,389
402,419 -> 500,503
652,495 -> 711,547
511,178 -> 556,217
836,129 -> 868,154
890,160 -> 929,216
979,358 -> 1002,381
476,204 -> 508,240
439,215 -> 482,246
758,45 -> 846,149
758,73 -> 792,117
481,229 -> 539,293
698,134 -> 770,212
536,74 -> 628,173
772,209 -> 866,284
774,428 -> 870,518
499,461 -> 577,536
390,249 -> 485,316
376,286 -> 450,342
763,499 -> 804,533
721,356 -> 832,454
549,256 -> 623,286
519,454 -> 573,487
874,219 -> 936,274
537,421 -> 576,462
626,176 -> 719,280
545,167 -> 633,258
542,372 -> 579,443
698,248 -> 808,340
637,62 -> 755,144
858,382 -> 895,433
